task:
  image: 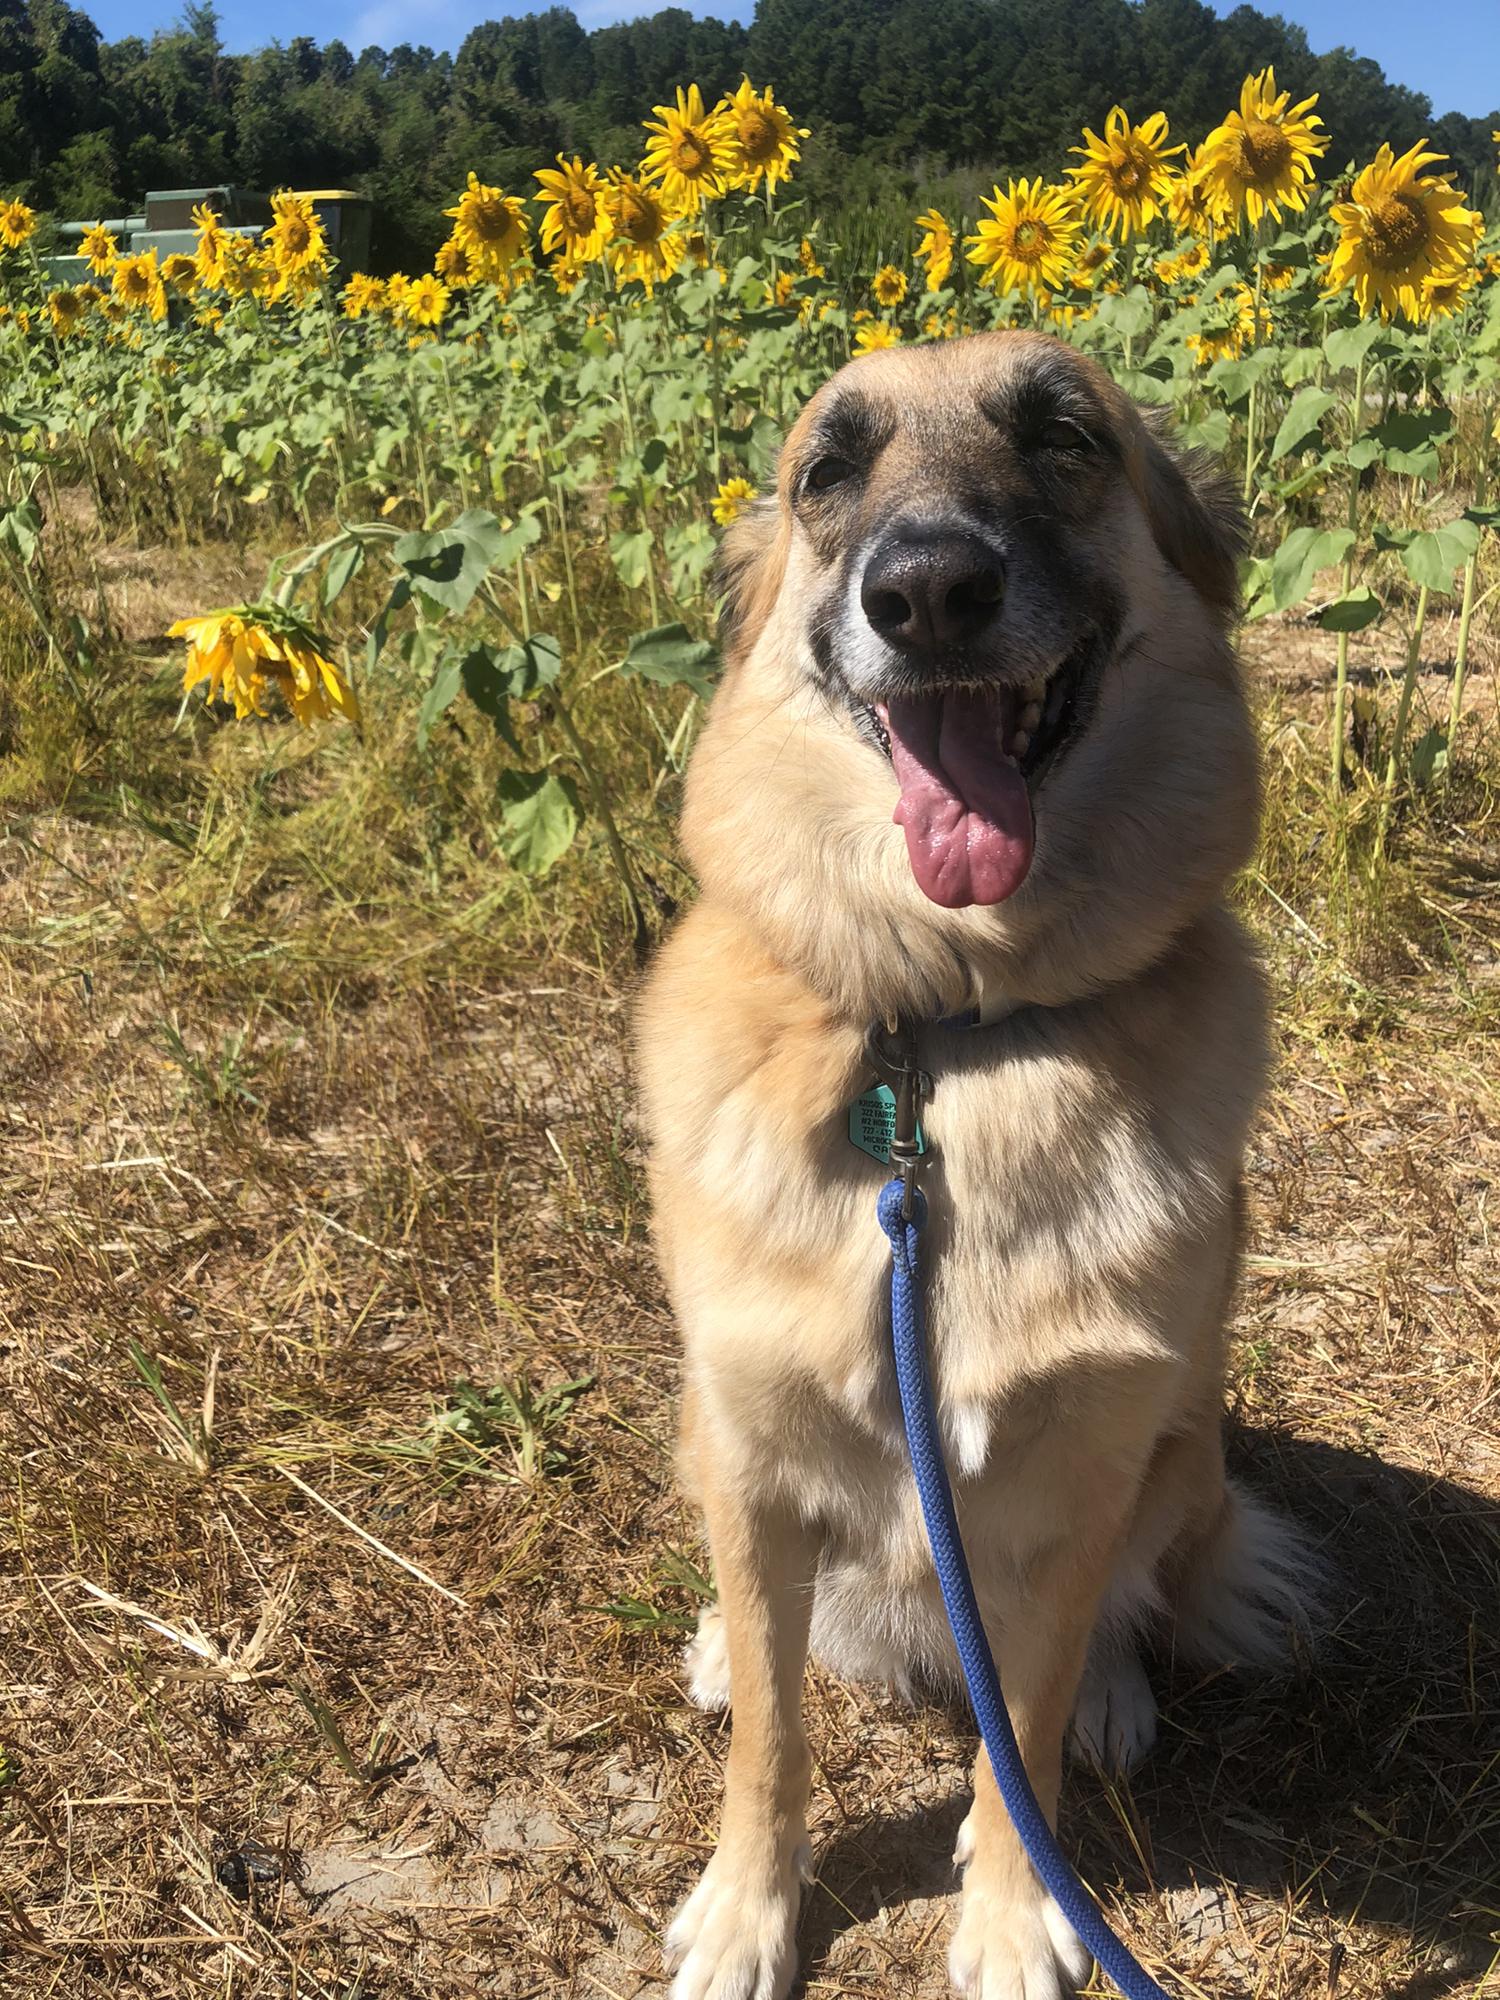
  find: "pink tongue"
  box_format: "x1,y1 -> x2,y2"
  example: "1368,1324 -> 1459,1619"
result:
883,687 -> 1034,908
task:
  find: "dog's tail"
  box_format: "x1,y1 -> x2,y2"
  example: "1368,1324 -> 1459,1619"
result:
1170,1476 -> 1326,1666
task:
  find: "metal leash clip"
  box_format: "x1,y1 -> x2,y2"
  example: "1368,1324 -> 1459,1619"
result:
866,1018 -> 931,1221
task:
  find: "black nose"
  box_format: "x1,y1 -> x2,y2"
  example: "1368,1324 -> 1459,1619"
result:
860,531 -> 1005,656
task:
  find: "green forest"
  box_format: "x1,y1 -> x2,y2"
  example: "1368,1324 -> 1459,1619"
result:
2,0 -> 1497,268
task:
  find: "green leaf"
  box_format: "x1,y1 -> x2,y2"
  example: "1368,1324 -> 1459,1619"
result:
1402,519 -> 1481,594
1270,387 -> 1336,462
0,499 -> 43,566
498,770 -> 580,876
1251,525 -> 1355,618
1408,724 -> 1448,790
365,576 -> 411,670
610,528 -> 655,591
1175,409 -> 1232,453
394,507 -> 507,613
1366,407 -> 1452,479
417,654 -> 464,749
620,623 -> 719,700
1324,321 -> 1382,373
1317,588 -> 1383,632
322,539 -> 364,609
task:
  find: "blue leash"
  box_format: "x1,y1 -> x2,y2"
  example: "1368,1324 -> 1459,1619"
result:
878,1176 -> 1173,2000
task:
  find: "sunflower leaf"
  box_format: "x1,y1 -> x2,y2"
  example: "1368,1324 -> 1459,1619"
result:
620,624 -> 718,699
1402,520 -> 1481,595
1317,588 -> 1383,632
498,770 -> 580,876
395,508 -> 507,613
1271,388 -> 1337,462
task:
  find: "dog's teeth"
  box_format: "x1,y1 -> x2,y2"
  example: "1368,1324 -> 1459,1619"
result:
1012,730 -> 1031,757
1019,701 -> 1042,731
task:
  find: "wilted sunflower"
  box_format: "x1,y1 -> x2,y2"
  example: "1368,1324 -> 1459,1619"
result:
967,179 -> 1080,296
341,271 -> 385,319
535,155 -> 611,263
192,202 -> 228,286
1322,142 -> 1478,321
47,288 -> 85,338
872,264 -> 908,307
1070,107 -> 1182,238
267,191 -> 327,278
642,86 -> 733,213
603,172 -> 682,293
853,320 -> 902,353
914,208 -> 954,290
161,253 -> 198,295
81,223 -> 118,273
0,199 -> 36,250
718,78 -> 806,195
402,273 -> 450,327
113,250 -> 168,321
1200,67 -> 1326,230
711,476 -> 755,525
445,173 -> 529,280
172,610 -> 359,727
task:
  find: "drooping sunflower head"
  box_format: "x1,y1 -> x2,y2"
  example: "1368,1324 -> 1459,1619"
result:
47,288 -> 85,337
872,264 -> 908,307
0,199 -> 36,251
112,250 -> 168,320
642,86 -> 733,214
914,208 -> 954,289
1321,141 -> 1479,321
966,178 -> 1081,297
267,191 -> 327,278
445,173 -> 530,279
603,171 -> 683,294
1200,66 -> 1326,231
535,155 -> 613,261
1069,107 -> 1182,239
717,77 -> 806,194
81,223 -> 118,273
161,253 -> 198,296
402,273 -> 450,328
172,609 -> 359,728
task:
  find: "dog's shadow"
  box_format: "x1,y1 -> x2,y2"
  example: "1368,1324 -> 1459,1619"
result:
795,1425 -> 1500,1993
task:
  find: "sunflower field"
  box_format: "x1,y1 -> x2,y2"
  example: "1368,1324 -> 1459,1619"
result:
1,70 -> 1499,925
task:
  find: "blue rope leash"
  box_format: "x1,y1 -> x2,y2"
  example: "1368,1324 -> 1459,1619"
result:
877,1178 -> 1172,2000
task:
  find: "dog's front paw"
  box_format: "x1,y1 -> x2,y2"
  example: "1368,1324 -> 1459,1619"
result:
665,1837 -> 811,2000
949,1875 -> 1091,2000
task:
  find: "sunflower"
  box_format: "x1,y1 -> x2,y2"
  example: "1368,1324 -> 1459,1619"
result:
192,202 -> 228,286
768,269 -> 796,307
1422,263 -> 1480,319
712,476 -> 755,525
1174,240 -> 1210,279
1200,67 -> 1326,231
872,264 -> 908,307
1069,107 -> 1182,238
445,173 -> 529,280
1185,283 -> 1260,366
46,288 -> 85,338
549,256 -> 586,294
0,199 -> 36,250
172,610 -> 359,727
603,172 -> 682,293
1322,142 -> 1479,321
219,236 -> 275,300
267,191 -> 327,278
914,208 -> 954,290
717,78 -> 806,195
966,179 -> 1080,296
1166,148 -> 1227,236
642,86 -> 733,213
798,236 -> 826,279
384,272 -> 411,313
1071,238 -> 1116,288
81,223 -> 118,273
112,250 -> 168,321
402,273 -> 450,327
161,253 -> 198,296
341,271 -> 385,319
535,154 -> 612,262
853,320 -> 902,353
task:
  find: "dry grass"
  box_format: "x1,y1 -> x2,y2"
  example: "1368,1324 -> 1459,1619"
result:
2,539 -> 1499,2000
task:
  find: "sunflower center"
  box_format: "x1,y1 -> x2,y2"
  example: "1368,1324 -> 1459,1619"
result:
283,219 -> 311,255
1237,118 -> 1292,185
1111,149 -> 1149,194
619,191 -> 662,244
471,198 -> 515,247
672,131 -> 708,174
1367,191 -> 1430,268
1012,220 -> 1047,260
563,188 -> 596,231
738,109 -> 776,161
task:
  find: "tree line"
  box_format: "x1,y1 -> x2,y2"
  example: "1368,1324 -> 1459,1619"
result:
2,0 -> 1496,270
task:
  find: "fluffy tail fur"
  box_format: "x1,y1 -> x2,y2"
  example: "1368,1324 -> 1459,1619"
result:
1171,1476 -> 1325,1666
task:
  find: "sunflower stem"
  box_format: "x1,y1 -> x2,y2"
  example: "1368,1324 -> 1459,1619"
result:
1446,471 -> 1484,770
1377,581 -> 1431,853
1330,348 -> 1369,795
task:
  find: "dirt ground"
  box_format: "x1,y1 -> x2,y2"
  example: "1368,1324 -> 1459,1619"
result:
2,618 -> 1499,2000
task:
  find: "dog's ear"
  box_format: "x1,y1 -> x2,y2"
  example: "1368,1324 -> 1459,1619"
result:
1131,411 -> 1246,622
715,492 -> 788,660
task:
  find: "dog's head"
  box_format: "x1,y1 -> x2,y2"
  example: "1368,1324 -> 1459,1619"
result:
694,332 -> 1258,1014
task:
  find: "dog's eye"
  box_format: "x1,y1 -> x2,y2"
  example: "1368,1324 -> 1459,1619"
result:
1036,419 -> 1094,454
805,456 -> 856,492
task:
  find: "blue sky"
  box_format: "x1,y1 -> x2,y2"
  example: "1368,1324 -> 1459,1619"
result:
80,0 -> 1498,121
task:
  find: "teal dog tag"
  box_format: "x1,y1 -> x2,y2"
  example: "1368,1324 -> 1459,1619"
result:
849,1084 -> 926,1164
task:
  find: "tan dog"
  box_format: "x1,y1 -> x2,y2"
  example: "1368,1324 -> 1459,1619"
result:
637,332 -> 1311,2000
